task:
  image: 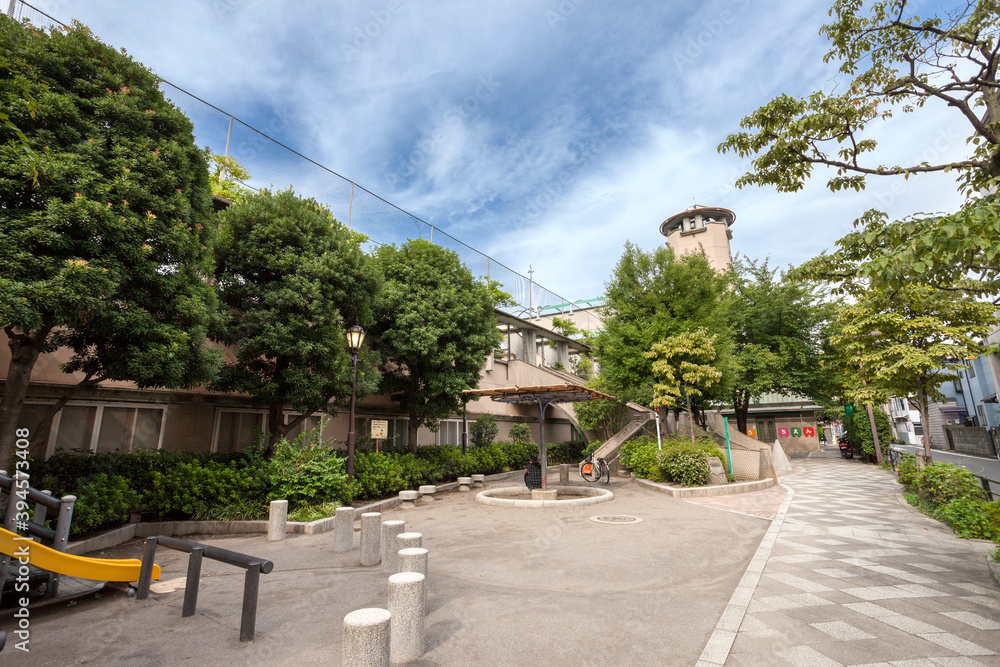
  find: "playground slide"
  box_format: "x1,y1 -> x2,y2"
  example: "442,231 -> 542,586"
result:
0,528 -> 160,582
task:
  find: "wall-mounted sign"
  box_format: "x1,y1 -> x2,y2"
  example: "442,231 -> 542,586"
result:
371,419 -> 389,439
803,426 -> 815,437
778,427 -> 790,438
746,428 -> 756,438
791,427 -> 802,438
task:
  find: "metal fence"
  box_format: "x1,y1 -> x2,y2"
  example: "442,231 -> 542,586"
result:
5,1 -> 574,313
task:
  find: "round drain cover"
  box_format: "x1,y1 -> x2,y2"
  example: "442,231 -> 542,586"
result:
590,515 -> 643,525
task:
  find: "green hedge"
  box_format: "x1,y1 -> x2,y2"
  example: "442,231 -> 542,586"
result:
895,454 -> 1000,542
620,435 -> 728,487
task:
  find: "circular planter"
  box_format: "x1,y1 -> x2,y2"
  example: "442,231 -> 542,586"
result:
475,485 -> 614,508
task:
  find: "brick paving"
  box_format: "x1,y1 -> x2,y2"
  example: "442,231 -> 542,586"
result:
701,457 -> 1000,667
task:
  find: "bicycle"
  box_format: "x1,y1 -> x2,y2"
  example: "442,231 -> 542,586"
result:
580,453 -> 610,484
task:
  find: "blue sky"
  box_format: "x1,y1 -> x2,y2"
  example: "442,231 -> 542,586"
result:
27,0 -> 971,305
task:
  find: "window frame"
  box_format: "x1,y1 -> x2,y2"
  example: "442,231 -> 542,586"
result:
42,401 -> 169,457
211,408 -> 269,454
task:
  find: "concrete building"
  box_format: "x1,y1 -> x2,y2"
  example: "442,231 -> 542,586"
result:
659,205 -> 735,272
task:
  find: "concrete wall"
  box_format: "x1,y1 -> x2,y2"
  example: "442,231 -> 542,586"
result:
943,425 -> 996,457
665,221 -> 732,272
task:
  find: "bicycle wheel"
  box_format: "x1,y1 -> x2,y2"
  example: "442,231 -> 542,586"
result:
600,459 -> 610,484
580,459 -> 600,482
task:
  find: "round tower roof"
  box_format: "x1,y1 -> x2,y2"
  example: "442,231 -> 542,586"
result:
659,206 -> 736,237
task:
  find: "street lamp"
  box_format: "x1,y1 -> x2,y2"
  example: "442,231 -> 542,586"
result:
346,320 -> 366,478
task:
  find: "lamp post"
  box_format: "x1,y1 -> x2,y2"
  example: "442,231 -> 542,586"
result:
346,321 -> 366,479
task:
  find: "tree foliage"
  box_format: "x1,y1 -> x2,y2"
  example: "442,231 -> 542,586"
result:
372,239 -> 501,453
596,243 -> 732,408
572,376 -> 629,441
211,189 -> 379,453
207,151 -> 252,202
0,20 -> 218,466
720,0 -> 1000,295
646,328 -> 724,445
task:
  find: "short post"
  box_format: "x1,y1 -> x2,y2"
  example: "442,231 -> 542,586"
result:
343,608 -> 391,667
471,474 -> 485,487
46,494 -> 75,598
268,500 -> 288,541
136,537 -> 160,600
240,562 -> 262,642
417,485 -> 437,502
396,532 -> 422,552
334,507 -> 356,553
398,547 -> 428,577
388,572 -> 425,662
457,477 -> 472,492
381,520 -> 406,571
360,512 -> 382,566
398,490 -> 419,508
559,464 -> 569,485
182,547 -> 204,617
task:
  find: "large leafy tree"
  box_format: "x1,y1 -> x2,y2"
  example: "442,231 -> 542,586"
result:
596,243 -> 732,412
729,258 -> 833,433
646,329 -> 724,446
719,0 -> 1000,295
831,283 -> 995,460
0,20 -> 218,466
211,189 -> 379,454
372,239 -> 501,453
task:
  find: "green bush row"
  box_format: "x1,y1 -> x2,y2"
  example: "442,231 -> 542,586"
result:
31,436 -> 586,535
895,454 -> 1000,542
619,435 -> 728,487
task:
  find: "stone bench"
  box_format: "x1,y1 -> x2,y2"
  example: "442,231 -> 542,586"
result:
399,490 -> 419,508
418,485 -> 437,502
471,474 -> 485,488
457,477 -> 472,491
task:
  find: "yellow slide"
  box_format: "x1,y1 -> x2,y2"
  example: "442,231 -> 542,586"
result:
0,528 -> 160,582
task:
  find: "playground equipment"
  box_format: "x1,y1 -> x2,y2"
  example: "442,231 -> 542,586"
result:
0,527 -> 160,582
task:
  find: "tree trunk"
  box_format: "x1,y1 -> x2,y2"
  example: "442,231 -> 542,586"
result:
734,391 -> 750,434
687,393 -> 695,447
407,417 -> 420,455
0,326 -> 53,468
31,373 -> 107,452
915,383 -> 933,462
265,403 -> 288,458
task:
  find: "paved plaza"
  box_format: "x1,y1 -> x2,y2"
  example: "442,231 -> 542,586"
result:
2,459 -> 997,665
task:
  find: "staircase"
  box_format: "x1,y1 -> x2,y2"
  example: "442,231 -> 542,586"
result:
593,410 -> 655,472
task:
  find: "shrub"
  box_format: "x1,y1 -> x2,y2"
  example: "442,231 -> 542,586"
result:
469,414 -> 498,448
145,461 -> 271,521
269,436 -> 352,508
656,446 -> 710,487
508,423 -> 532,444
619,437 -> 661,481
895,453 -> 919,490
71,474 -> 141,533
545,440 -> 586,464
582,441 -> 601,457
352,452 -> 423,499
916,462 -> 987,506
845,408 -> 892,458
931,498 -> 998,540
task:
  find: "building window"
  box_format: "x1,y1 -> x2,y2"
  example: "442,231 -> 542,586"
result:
284,413 -> 325,443
978,404 -> 987,425
436,420 -> 463,446
913,422 -> 923,436
49,404 -> 166,455
215,410 -> 266,453
968,361 -> 975,378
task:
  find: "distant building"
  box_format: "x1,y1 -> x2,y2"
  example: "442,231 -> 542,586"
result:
659,205 -> 735,271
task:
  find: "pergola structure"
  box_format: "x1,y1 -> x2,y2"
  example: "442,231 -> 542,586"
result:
463,384 -> 614,488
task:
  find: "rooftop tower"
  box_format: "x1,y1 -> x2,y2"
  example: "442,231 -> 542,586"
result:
659,205 -> 735,271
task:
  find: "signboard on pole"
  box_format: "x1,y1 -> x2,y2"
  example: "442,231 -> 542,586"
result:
370,420 -> 388,439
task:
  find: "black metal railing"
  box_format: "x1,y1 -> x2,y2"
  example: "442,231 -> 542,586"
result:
135,535 -> 274,642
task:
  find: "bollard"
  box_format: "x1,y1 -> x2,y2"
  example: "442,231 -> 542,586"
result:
471,474 -> 485,487
398,490 -> 419,509
343,607 -> 391,667
559,464 -> 569,484
417,485 -> 437,502
360,513 -> 382,566
334,507 -> 356,553
388,572 -> 425,662
381,520 -> 406,571
396,532 -> 422,552
268,500 -> 288,541
398,547 -> 428,577
457,477 -> 472,491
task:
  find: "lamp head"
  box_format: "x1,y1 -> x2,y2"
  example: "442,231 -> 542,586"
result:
346,320 -> 366,354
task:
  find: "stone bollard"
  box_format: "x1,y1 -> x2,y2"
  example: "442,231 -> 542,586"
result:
417,485 -> 437,502
334,507 -> 356,553
398,490 -> 419,509
388,572 -> 425,662
268,500 -> 288,541
360,512 -> 382,566
396,532 -> 422,552
457,477 -> 472,491
343,607 -> 391,667
381,520 -> 406,571
471,474 -> 485,488
559,464 -> 569,485
398,547 -> 428,577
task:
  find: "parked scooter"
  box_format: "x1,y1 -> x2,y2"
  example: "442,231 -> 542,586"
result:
838,436 -> 853,459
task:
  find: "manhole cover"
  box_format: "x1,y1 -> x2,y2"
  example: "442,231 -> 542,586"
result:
590,515 -> 643,525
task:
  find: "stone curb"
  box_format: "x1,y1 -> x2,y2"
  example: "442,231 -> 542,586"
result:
695,483 -> 795,667
989,554 -> 1000,588
475,485 -> 614,508
632,476 -> 774,498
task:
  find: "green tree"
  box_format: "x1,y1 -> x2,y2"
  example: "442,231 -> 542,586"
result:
207,151 -> 252,202
0,21 -> 218,466
831,283 -> 995,460
372,239 -> 502,453
729,258 -> 833,433
597,243 -> 732,408
211,189 -> 379,454
572,376 -> 628,440
646,329 -> 724,446
469,413 -> 498,448
718,0 -> 1000,295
